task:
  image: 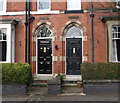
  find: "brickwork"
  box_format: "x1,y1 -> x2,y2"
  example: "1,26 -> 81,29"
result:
1,2 -> 118,75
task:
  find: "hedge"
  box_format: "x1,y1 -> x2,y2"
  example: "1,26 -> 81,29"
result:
81,63 -> 120,80
1,63 -> 32,85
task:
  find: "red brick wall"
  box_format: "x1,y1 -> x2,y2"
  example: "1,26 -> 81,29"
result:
2,1 -> 118,74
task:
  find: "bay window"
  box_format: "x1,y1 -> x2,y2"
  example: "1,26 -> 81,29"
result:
112,26 -> 120,62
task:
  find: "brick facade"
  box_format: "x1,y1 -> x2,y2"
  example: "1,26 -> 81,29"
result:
1,1 -> 119,76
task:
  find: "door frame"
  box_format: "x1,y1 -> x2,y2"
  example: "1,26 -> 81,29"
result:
65,36 -> 83,76
36,37 -> 53,75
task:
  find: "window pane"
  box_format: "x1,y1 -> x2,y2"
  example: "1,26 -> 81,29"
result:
67,0 -> 81,10
0,28 -> 7,40
0,35 -> 2,40
118,27 -> 120,32
118,33 -> 120,38
38,0 -> 50,10
3,33 -> 6,40
112,40 -> 117,61
112,33 -> 117,38
117,40 -> 120,61
37,27 -> 52,37
66,26 -> 82,37
112,27 -> 117,32
0,1 -> 4,11
0,41 -> 7,61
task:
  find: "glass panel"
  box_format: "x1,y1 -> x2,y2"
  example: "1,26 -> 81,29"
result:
66,26 -> 82,37
0,28 -> 7,40
0,35 -> 2,40
112,40 -> 117,61
112,33 -> 117,38
117,40 -> 120,61
38,0 -> 50,10
37,27 -> 52,37
0,1 -> 4,11
0,41 -> 7,61
118,27 -> 120,32
0,29 -> 2,40
118,33 -> 120,38
112,27 -> 117,32
67,0 -> 81,10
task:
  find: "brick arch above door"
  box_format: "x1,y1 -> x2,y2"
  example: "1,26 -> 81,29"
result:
33,21 -> 57,40
61,20 -> 87,37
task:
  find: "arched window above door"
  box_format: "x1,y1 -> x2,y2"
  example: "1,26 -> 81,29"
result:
66,26 -> 82,37
37,26 -> 52,38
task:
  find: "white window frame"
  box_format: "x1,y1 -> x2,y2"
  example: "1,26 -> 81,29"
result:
0,0 -> 7,13
67,0 -> 81,10
0,24 -> 15,63
37,0 -> 51,11
112,25 -> 120,62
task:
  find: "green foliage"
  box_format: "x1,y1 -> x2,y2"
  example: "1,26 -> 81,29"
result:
2,63 -> 32,85
81,63 -> 120,80
56,73 -> 65,84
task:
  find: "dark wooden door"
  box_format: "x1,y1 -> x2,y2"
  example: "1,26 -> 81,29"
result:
66,38 -> 82,75
38,39 -> 52,74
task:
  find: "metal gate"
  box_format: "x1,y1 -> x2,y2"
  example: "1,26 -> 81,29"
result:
66,38 -> 82,75
37,39 -> 52,74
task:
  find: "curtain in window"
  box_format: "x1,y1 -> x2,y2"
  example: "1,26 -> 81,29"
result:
112,40 -> 117,61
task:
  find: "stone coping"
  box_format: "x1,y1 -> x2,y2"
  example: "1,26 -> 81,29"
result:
83,80 -> 120,83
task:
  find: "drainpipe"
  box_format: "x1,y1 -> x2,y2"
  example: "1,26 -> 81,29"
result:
25,0 -> 28,63
90,0 -> 94,62
28,0 -> 30,64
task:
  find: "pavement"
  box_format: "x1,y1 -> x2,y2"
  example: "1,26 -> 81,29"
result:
1,86 -> 120,102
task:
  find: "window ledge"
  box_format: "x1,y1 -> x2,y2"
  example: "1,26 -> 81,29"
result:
0,10 -> 60,16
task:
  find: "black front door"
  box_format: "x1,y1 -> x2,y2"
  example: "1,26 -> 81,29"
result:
66,38 -> 82,75
38,39 -> 52,74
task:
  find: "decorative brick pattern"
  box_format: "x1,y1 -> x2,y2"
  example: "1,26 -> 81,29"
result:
83,56 -> 88,61
32,56 -> 36,61
53,56 -> 58,61
60,56 -> 65,61
59,36 -> 65,41
32,37 -> 36,42
83,36 -> 87,41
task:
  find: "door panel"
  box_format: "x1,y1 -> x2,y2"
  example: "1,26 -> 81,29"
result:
66,38 -> 82,75
38,39 -> 52,74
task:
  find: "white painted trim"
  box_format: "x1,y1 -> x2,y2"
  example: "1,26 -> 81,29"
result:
65,75 -> 82,81
0,24 -> 12,63
31,10 -> 59,14
0,10 -> 60,16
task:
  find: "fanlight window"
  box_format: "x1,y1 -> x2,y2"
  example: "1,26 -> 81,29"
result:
37,26 -> 52,38
66,26 -> 82,37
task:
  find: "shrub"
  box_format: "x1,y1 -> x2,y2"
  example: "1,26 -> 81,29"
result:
81,62 -> 120,80
1,63 -> 32,85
